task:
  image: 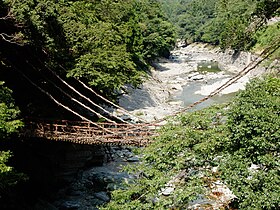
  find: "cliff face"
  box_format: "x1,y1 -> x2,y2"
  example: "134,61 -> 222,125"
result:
0,138 -> 109,209
12,140 -> 107,190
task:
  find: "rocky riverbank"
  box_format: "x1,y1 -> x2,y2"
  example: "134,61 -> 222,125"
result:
43,146 -> 139,210
119,43 -> 266,122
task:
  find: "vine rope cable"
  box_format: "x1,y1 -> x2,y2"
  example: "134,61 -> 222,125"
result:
160,37 -> 280,120
56,63 -> 146,123
12,64 -> 116,134
25,60 -> 118,125
32,55 -> 138,125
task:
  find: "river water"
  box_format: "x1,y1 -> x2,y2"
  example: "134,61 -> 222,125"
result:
176,81 -> 236,110
171,59 -> 237,111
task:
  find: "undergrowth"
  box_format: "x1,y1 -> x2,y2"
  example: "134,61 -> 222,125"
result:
102,75 -> 280,210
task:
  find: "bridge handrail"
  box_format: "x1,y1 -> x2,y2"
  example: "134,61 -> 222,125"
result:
22,119 -> 159,146
23,119 -> 160,136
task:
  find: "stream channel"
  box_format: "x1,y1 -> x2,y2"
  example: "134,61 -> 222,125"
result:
172,59 -> 236,110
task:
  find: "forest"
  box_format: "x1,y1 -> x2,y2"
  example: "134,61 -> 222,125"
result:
1,0 -> 280,209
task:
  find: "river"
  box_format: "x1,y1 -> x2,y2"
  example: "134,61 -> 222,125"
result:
119,43 -> 257,122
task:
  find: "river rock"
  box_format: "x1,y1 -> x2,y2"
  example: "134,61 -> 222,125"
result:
127,156 -> 139,162
161,187 -> 175,196
190,74 -> 204,81
60,201 -> 80,210
93,192 -> 110,202
170,84 -> 183,90
168,101 -> 182,106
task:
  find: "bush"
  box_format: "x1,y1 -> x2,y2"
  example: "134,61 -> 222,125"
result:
222,76 -> 280,209
103,75 -> 280,209
0,82 -> 25,193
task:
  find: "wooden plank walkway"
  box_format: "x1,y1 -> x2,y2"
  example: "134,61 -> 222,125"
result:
22,120 -> 160,146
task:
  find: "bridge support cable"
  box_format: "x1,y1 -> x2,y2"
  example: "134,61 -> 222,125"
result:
11,65 -> 116,134
18,59 -> 146,136
76,79 -> 145,122
37,61 -> 138,125
25,60 -> 118,125
29,54 -> 137,125
54,62 -> 144,122
169,37 -> 280,118
47,65 -> 160,133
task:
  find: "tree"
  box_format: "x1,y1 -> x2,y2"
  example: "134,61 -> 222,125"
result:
160,0 -> 280,51
102,75 -> 280,209
159,0 -> 218,43
2,0 -> 176,98
222,76 -> 280,209
0,81 -> 25,194
216,0 -> 280,50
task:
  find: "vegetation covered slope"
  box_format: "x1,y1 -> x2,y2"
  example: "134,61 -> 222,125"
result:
103,75 -> 280,209
1,0 -> 176,97
0,82 -> 25,199
160,0 -> 280,51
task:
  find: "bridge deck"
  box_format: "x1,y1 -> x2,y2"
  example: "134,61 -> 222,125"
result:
22,120 -> 160,146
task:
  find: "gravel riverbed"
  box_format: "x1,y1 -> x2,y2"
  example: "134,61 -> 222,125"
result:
119,43 -> 265,122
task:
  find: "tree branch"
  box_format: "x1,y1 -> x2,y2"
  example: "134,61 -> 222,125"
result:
0,33 -> 24,46
0,9 -> 12,20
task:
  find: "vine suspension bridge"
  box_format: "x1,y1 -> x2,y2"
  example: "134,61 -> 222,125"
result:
22,120 -> 160,146
19,41 -> 280,146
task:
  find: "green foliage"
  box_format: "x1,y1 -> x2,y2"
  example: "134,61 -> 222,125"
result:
161,0 -> 218,44
160,0 -> 280,51
208,0 -> 280,50
159,0 -> 183,24
59,0 -> 143,93
103,75 -> 280,209
227,77 -> 280,158
0,82 -> 23,138
0,82 -> 25,192
254,22 -> 280,60
214,0 -> 262,50
103,105 -> 229,209
222,76 -> 280,209
3,0 -> 176,97
0,151 -> 27,191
